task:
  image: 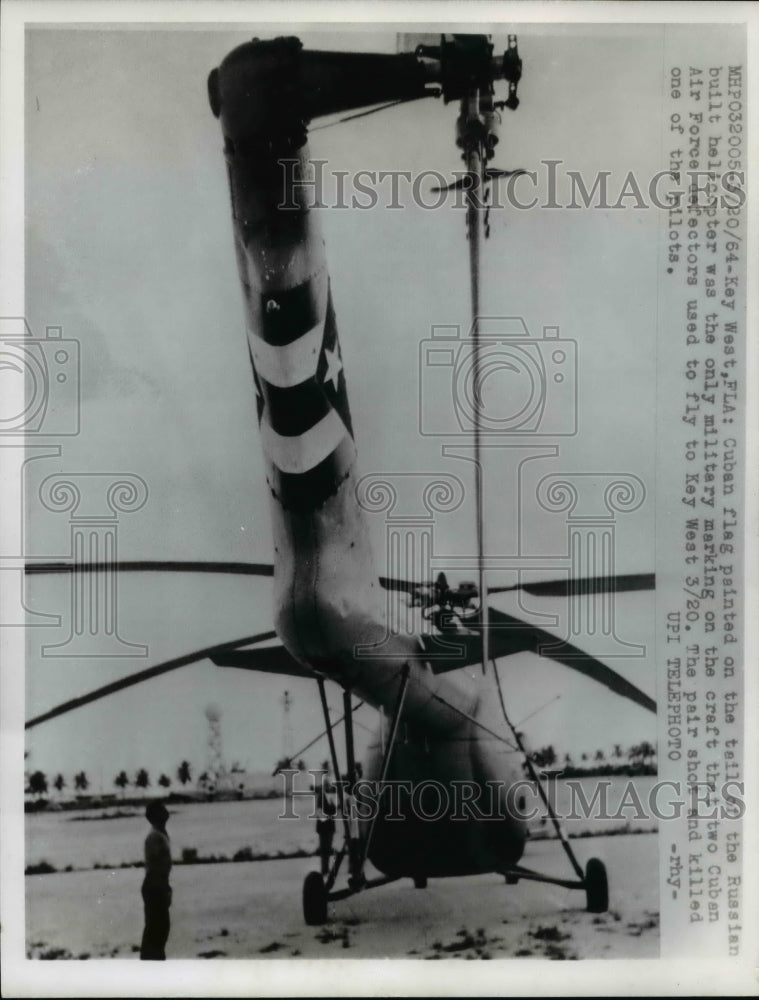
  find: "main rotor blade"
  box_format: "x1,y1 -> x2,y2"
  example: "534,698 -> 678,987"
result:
25,629 -> 277,730
425,607 -> 655,714
25,560 -> 274,577
488,573 -> 656,597
378,575 -> 421,595
487,607 -> 655,713
380,571 -> 656,600
212,645 -> 313,679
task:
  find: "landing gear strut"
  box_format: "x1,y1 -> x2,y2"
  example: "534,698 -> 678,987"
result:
493,661 -> 609,913
301,665 -> 411,925
500,856 -> 609,914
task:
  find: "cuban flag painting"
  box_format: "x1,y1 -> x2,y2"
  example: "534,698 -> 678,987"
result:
243,269 -> 356,511
247,272 -> 357,512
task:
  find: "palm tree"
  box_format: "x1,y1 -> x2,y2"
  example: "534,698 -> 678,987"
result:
542,745 -> 557,768
177,760 -> 192,786
612,743 -> 623,761
53,773 -> 66,797
114,770 -> 129,797
637,740 -> 656,771
158,774 -> 171,790
594,749 -> 605,763
135,768 -> 150,794
28,770 -> 48,799
532,745 -> 557,769
74,771 -> 89,792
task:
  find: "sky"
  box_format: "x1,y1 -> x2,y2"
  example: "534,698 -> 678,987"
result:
17,22 -> 691,789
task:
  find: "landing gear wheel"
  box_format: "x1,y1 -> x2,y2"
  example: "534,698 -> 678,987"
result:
504,872 -> 519,885
303,871 -> 328,925
584,857 -> 609,913
413,876 -> 428,889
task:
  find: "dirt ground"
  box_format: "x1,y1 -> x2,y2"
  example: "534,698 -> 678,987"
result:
26,833 -> 658,961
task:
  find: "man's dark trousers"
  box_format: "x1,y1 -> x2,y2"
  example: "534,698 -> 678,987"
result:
140,886 -> 171,960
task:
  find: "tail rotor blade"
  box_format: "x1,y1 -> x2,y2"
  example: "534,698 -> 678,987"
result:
486,167 -> 527,179
430,168 -> 527,193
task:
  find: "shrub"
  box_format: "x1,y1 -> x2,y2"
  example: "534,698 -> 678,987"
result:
25,861 -> 57,875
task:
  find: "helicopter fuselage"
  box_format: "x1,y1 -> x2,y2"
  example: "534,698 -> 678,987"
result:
213,38 -> 527,878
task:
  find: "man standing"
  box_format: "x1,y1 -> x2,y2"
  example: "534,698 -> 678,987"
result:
140,800 -> 172,960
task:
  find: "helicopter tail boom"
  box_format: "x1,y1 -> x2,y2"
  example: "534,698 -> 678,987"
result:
208,34 -> 522,128
212,37 -> 392,671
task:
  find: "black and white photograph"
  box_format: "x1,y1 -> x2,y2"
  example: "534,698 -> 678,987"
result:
1,2 -> 755,996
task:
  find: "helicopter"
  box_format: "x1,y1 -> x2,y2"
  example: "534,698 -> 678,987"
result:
25,33 -> 656,928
